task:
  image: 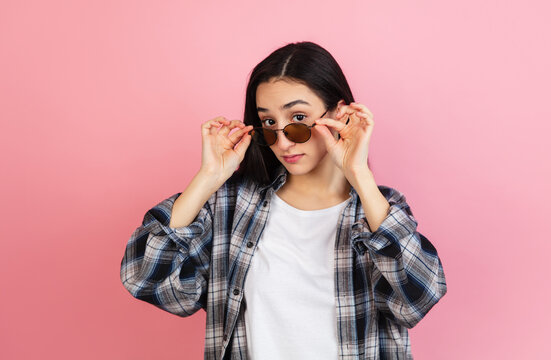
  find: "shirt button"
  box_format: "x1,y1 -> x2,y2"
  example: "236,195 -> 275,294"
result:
247,241 -> 254,248
262,201 -> 268,207
233,288 -> 240,296
223,334 -> 228,341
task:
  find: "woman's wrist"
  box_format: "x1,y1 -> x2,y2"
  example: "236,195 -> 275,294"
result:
169,170 -> 219,229
348,169 -> 390,233
195,168 -> 227,193
345,166 -> 375,190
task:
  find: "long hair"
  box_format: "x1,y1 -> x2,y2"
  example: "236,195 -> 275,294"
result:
236,41 -> 360,185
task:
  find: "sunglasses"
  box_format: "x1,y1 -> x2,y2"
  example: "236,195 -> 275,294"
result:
249,110 -> 328,146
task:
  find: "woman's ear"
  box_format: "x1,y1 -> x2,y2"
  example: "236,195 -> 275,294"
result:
336,99 -> 346,114
335,99 -> 349,123
334,99 -> 347,140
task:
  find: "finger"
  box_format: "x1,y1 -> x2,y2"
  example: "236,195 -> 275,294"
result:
347,111 -> 364,126
337,103 -> 374,126
219,120 -> 245,136
315,118 -> 347,132
210,124 -> 224,136
349,102 -> 374,118
202,117 -> 228,128
228,119 -> 246,129
350,112 -> 375,142
336,110 -> 354,125
336,104 -> 356,119
202,118 -> 226,137
356,111 -> 375,125
228,125 -> 254,144
234,132 -> 252,160
210,118 -> 231,136
353,111 -> 375,130
201,117 -> 225,129
312,123 -> 339,150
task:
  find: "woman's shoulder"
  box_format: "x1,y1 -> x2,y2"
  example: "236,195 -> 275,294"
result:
223,171 -> 260,194
377,184 -> 402,196
375,184 -> 409,206
151,173 -> 258,212
203,172 -> 263,210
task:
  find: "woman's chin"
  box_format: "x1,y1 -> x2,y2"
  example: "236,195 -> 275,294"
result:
279,162 -> 316,177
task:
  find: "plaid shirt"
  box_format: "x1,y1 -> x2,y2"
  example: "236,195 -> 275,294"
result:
120,167 -> 447,359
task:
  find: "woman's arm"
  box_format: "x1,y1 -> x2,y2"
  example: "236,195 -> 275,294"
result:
169,169 -> 224,228
350,176 -> 447,329
120,117 -> 252,316
349,168 -> 390,232
170,117 -> 252,228
120,189 -> 215,317
316,101 -> 446,328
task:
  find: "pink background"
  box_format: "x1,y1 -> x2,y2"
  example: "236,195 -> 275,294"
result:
1,0 -> 550,359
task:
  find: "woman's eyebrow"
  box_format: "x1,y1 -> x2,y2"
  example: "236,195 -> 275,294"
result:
257,99 -> 311,113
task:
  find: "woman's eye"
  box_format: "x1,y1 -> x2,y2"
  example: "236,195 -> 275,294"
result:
293,114 -> 306,121
262,119 -> 276,126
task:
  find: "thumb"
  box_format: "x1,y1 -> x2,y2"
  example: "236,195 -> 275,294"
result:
234,133 -> 252,161
313,124 -> 338,151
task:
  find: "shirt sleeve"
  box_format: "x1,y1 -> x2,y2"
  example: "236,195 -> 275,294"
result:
120,191 -> 214,317
350,185 -> 447,328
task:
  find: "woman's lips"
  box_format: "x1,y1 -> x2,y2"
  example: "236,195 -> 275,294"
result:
282,154 -> 304,163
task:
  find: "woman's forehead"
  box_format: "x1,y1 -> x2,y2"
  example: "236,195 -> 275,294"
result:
256,79 -> 322,110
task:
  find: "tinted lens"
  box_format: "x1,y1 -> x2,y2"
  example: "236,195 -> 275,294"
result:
250,128 -> 277,146
284,123 -> 311,143
262,129 -> 277,145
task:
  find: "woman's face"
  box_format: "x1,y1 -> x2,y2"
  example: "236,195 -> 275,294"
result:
255,78 -> 338,177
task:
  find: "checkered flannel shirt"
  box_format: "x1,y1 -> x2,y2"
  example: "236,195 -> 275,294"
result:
120,168 -> 447,359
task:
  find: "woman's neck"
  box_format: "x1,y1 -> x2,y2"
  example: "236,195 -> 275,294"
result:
276,155 -> 350,209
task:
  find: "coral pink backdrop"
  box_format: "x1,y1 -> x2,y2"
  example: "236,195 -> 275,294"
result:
1,1 -> 549,359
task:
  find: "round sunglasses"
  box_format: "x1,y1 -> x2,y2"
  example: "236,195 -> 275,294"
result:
249,110 -> 328,146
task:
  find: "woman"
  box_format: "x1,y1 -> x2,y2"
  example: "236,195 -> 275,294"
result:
120,41 -> 447,360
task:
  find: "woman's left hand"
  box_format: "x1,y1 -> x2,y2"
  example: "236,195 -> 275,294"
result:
314,102 -> 374,180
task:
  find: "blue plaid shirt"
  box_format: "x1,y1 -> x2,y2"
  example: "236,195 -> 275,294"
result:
120,167 -> 447,359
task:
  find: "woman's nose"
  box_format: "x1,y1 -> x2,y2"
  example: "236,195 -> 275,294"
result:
275,131 -> 296,150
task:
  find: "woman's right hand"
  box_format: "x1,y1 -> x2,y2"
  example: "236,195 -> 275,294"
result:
199,116 -> 253,186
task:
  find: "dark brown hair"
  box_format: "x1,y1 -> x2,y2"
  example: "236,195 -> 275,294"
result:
236,41 -> 366,185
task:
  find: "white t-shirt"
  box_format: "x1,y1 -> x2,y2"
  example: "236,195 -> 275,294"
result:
243,193 -> 350,360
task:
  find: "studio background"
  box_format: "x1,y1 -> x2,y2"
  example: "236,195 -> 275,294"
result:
1,0 -> 549,359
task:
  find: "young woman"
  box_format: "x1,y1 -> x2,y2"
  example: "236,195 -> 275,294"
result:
120,41 -> 447,360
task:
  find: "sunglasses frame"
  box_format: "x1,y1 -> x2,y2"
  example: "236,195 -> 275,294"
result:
249,109 -> 328,146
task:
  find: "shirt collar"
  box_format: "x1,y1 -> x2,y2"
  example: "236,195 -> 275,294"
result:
257,165 -> 360,199
258,166 -> 288,193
